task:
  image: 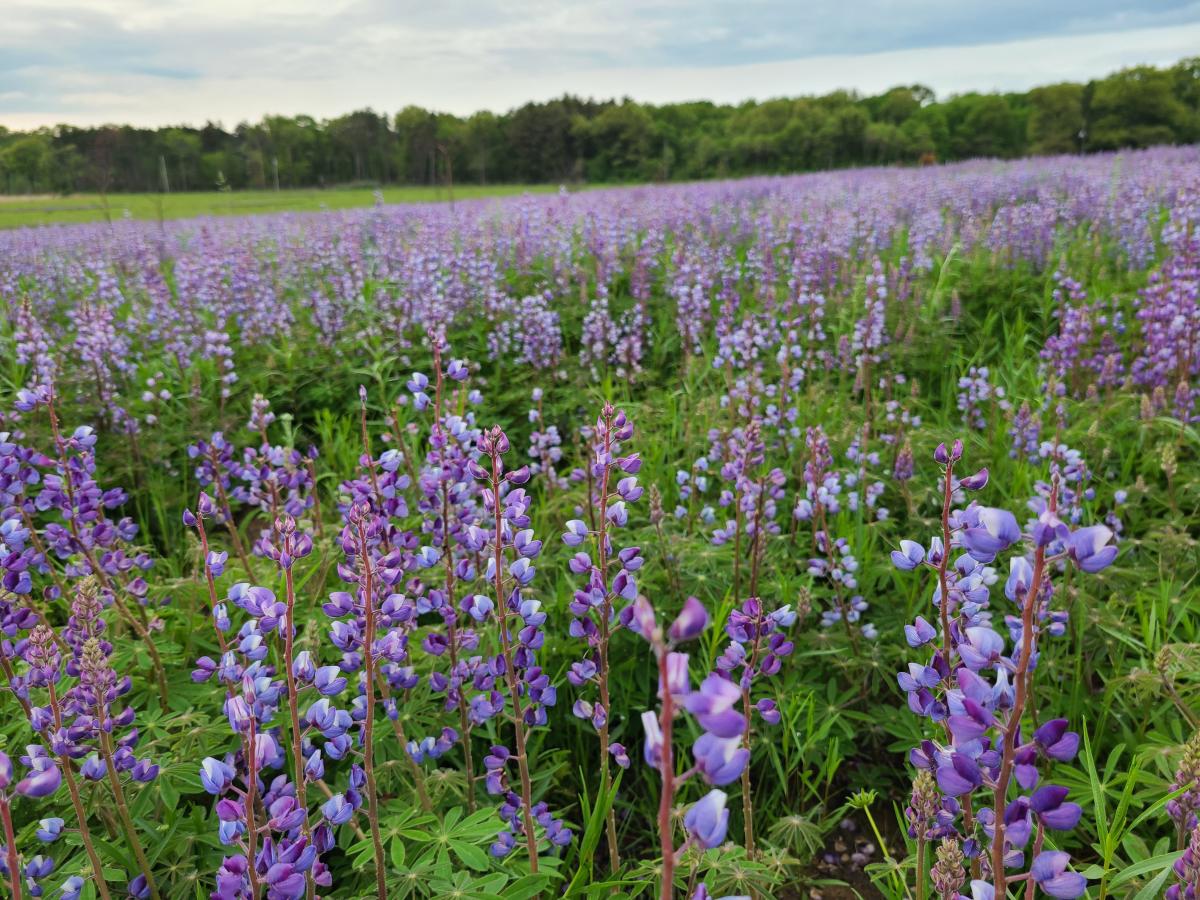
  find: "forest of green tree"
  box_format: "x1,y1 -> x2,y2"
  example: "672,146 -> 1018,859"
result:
2,58 -> 1198,194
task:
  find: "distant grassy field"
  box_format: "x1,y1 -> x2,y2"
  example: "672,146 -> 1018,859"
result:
0,183 -> 565,229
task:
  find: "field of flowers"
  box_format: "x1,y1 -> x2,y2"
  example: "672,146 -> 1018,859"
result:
1,145 -> 1199,900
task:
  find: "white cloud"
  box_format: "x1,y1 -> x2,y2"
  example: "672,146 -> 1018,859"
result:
0,2 -> 1197,128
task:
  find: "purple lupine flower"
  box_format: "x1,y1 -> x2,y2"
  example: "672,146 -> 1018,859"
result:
1030,785 -> 1083,830
892,540 -> 925,570
668,597 -> 709,642
471,423 -> 568,865
684,789 -> 730,849
692,734 -> 750,786
889,442 -> 1106,897
1065,525 -> 1117,572
960,507 -> 1021,561
1030,851 -> 1087,898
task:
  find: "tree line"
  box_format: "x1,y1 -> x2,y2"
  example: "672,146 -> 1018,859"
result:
2,58 -> 1198,194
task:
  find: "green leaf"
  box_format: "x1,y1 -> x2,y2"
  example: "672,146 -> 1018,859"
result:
1125,785 -> 1191,837
457,806 -> 505,834
502,874 -> 555,899
1131,863 -> 1177,900
473,873 -> 510,892
565,770 -> 622,897
93,838 -> 135,871
1081,723 -> 1109,845
451,839 -> 491,871
1108,850 -> 1183,888
158,775 -> 180,808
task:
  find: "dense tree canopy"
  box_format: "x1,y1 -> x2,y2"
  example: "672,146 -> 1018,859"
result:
1,57 -> 1197,194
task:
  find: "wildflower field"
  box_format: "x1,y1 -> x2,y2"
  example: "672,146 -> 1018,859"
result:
1,146 -> 1199,900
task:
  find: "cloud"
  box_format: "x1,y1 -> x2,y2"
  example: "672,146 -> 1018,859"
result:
1,0 -> 1197,128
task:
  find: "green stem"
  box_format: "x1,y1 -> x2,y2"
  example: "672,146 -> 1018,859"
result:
48,685 -> 112,900
281,565 -> 315,900
915,837 -> 926,900
355,523 -> 388,899
488,458 -> 540,874
98,731 -> 160,900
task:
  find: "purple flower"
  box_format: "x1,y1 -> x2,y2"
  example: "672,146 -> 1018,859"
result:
467,594 -> 494,621
957,626 -> 1005,670
314,666 -> 347,696
15,756 -> 61,798
489,830 -> 515,858
562,520 -> 589,547
265,863 -> 306,897
630,596 -> 657,637
755,698 -> 781,725
891,540 -> 926,570
936,754 -> 983,797
641,711 -> 663,767
1005,556 -> 1034,601
904,616 -> 937,647
960,507 -> 1021,562
692,886 -> 749,900
662,652 -> 690,698
1033,720 -> 1080,761
1030,851 -> 1087,898
684,789 -> 730,848
1066,525 -> 1117,573
200,757 -> 235,794
668,597 -> 709,642
959,468 -> 990,490
897,663 -> 941,694
692,733 -> 749,786
321,794 -> 354,826
35,818 -> 64,842
1030,785 -> 1083,830
683,675 -> 745,739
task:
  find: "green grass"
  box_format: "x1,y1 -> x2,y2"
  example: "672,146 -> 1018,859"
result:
0,183 -> 568,229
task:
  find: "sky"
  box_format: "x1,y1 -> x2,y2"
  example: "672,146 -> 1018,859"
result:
2,0 -> 1199,129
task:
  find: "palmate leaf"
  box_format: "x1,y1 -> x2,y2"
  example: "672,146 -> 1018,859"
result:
684,845 -> 781,898
396,812 -> 441,841
427,867 -> 506,899
451,838 -> 491,871
451,805 -> 510,839
501,874 -> 556,899
387,853 -> 450,899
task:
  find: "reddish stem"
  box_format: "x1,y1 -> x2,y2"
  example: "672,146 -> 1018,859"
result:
656,649 -> 676,900
1,794 -> 23,900
354,523 -> 388,899
989,544 -> 1047,893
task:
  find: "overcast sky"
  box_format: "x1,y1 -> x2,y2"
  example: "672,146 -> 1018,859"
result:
2,0 -> 1199,129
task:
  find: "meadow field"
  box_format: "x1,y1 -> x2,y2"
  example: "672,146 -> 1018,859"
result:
1,147 -> 1198,900
0,184 -> 562,230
